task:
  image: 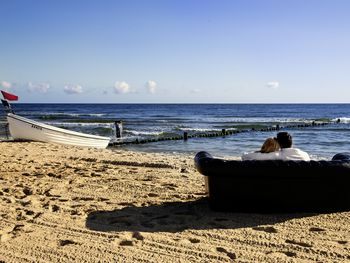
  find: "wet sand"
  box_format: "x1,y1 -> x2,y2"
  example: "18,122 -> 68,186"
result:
0,142 -> 349,262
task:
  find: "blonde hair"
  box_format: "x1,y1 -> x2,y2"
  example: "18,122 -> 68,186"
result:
260,138 -> 280,153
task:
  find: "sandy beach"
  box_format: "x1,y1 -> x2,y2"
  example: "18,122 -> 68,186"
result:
0,142 -> 349,262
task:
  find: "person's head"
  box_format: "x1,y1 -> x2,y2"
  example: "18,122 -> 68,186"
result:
276,132 -> 292,148
260,138 -> 280,153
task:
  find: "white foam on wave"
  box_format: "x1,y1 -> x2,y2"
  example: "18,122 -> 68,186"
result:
203,117 -> 314,123
48,122 -> 111,128
40,112 -> 107,117
125,130 -> 164,136
177,127 -> 237,132
332,117 -> 350,123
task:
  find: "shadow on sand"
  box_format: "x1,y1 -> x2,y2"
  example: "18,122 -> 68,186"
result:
86,198 -> 317,233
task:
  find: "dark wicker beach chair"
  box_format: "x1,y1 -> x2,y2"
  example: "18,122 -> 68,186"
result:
195,151 -> 350,213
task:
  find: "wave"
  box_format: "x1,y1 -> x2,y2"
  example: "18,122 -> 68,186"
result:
42,118 -> 115,124
176,127 -> 237,132
125,130 -> 166,136
39,113 -> 107,120
48,122 -> 112,128
202,117 -> 332,124
332,117 -> 350,123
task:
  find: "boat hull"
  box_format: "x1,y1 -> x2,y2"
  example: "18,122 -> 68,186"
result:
7,113 -> 110,149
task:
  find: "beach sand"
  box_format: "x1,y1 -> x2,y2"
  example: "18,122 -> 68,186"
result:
0,142 -> 349,262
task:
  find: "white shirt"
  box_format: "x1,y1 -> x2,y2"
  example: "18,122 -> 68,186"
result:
241,148 -> 310,161
279,148 -> 310,161
241,151 -> 280,161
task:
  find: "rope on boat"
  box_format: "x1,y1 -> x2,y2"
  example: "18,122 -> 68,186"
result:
109,121 -> 336,146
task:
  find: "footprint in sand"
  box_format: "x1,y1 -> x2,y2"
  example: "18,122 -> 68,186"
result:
309,227 -> 326,232
179,168 -> 187,173
141,178 -> 152,182
25,210 -> 35,216
132,231 -> 144,241
47,172 -> 61,179
338,240 -> 348,245
70,210 -> 79,216
0,224 -> 25,242
285,239 -> 313,248
42,189 -> 53,197
166,183 -> 177,188
119,240 -> 134,246
72,197 -> 94,201
50,204 -> 60,212
23,187 -> 33,196
59,239 -> 78,246
113,232 -> 144,246
281,251 -> 297,257
188,238 -> 200,244
252,226 -> 278,233
216,247 -> 236,260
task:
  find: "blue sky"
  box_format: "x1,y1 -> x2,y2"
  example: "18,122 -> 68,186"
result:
1,0 -> 350,103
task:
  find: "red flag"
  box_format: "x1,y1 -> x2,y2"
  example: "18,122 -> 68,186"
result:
1,90 -> 18,101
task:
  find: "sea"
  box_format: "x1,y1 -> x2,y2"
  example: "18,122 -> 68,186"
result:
3,103 -> 350,160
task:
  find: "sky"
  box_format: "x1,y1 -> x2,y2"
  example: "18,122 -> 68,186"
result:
1,0 -> 350,103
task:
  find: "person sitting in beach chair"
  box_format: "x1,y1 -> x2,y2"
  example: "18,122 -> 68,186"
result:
276,132 -> 310,161
241,137 -> 280,160
260,137 -> 280,153
242,132 -> 310,161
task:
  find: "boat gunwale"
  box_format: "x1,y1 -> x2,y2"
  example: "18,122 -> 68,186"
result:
7,113 -> 110,141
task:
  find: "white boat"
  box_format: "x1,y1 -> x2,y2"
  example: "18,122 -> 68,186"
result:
7,113 -> 110,148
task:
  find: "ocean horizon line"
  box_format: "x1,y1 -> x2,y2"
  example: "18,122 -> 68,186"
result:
8,102 -> 350,105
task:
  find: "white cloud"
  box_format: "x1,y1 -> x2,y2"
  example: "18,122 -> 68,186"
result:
28,82 -> 51,93
0,80 -> 12,89
114,81 -> 130,94
64,84 -> 83,94
266,81 -> 279,89
145,80 -> 157,94
190,88 -> 201,93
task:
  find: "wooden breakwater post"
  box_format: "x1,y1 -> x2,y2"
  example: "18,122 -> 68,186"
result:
183,132 -> 188,141
0,110 -> 10,140
222,129 -> 226,136
114,120 -> 123,139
